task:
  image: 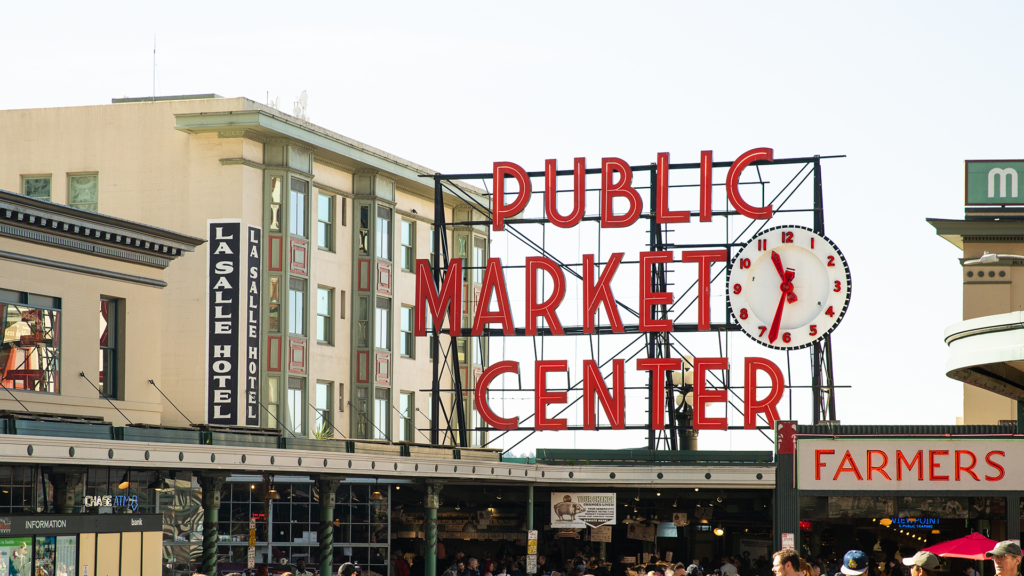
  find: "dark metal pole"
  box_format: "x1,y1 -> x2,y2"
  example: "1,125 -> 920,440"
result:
432,175 -> 442,444
647,164 -> 658,450
810,155 -> 834,424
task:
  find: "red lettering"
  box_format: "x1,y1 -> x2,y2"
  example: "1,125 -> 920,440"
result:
470,258 -> 514,336
600,158 -> 642,228
639,251 -> 675,332
699,150 -> 713,222
896,450 -> 924,481
474,361 -> 519,430
680,250 -> 728,331
655,152 -> 689,224
867,450 -> 891,481
492,162 -> 532,231
636,358 -> 681,430
582,359 -> 625,430
414,258 -> 462,336
534,360 -> 568,431
986,451 -> 1005,481
955,450 -> 980,481
929,450 -> 949,481
582,253 -> 624,334
815,449 -> 835,480
726,148 -> 774,220
692,357 -> 728,430
743,358 -> 785,430
833,450 -> 863,481
544,158 -> 586,228
525,257 -> 566,336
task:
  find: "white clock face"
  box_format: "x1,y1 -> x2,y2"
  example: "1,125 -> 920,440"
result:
726,225 -> 851,350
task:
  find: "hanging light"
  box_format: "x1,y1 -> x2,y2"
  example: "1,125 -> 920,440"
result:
696,502 -> 701,508
370,489 -> 384,501
497,490 -> 502,500
455,501 -> 461,511
147,475 -> 163,490
118,472 -> 131,490
395,486 -> 400,491
267,487 -> 281,500
694,488 -> 699,492
463,521 -> 477,534
672,500 -> 678,508
656,492 -> 661,497
714,526 -> 725,537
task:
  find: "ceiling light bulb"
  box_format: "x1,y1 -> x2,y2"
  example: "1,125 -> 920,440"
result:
656,492 -> 661,497
694,488 -> 699,492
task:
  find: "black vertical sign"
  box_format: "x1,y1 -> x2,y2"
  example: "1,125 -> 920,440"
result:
245,225 -> 262,426
207,221 -> 241,424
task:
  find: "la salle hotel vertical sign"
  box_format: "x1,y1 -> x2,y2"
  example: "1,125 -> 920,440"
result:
207,219 -> 262,426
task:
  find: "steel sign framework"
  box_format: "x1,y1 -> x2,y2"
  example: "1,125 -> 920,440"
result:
419,153 -> 846,453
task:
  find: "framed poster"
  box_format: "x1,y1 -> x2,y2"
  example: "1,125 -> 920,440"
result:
0,537 -> 33,576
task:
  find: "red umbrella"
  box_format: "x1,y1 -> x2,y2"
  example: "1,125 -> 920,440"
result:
922,532 -> 998,560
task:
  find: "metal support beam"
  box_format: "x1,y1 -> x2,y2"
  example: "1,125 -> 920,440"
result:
318,476 -> 344,576
200,474 -> 226,576
424,482 -> 443,576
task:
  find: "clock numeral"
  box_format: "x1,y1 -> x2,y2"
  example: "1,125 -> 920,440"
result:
809,325 -> 817,336
781,231 -> 794,244
827,255 -> 835,267
739,308 -> 748,320
758,326 -> 767,337
825,306 -> 835,317
834,280 -> 842,292
757,239 -> 767,251
811,237 -> 815,249
739,258 -> 751,269
733,283 -> 742,295
782,332 -> 792,343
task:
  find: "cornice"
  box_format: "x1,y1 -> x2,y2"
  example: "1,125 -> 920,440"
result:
220,158 -> 267,171
313,182 -> 354,199
313,155 -> 357,174
217,129 -> 269,143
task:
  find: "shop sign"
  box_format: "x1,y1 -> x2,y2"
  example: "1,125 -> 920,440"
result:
894,518 -> 940,530
526,555 -> 537,575
82,495 -> 138,511
965,160 -> 1024,205
626,523 -> 656,542
551,493 -> 616,528
672,513 -> 688,527
798,439 -> 1016,490
0,518 -> 9,534
781,533 -> 795,548
590,526 -> 612,542
206,220 -> 262,426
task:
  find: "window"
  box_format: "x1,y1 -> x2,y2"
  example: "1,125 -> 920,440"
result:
375,207 -> 391,260
354,386 -> 369,438
401,220 -> 414,272
315,381 -> 332,438
373,388 -> 389,440
317,193 -> 334,251
375,298 -> 390,351
289,179 -> 308,238
21,175 -> 51,201
358,206 -> 370,255
287,377 -> 305,436
399,392 -> 414,442
0,290 -> 61,394
427,314 -> 436,361
99,298 -> 120,398
288,278 -> 306,336
68,173 -> 98,212
341,198 -> 347,226
456,338 -> 466,365
473,237 -> 486,284
473,336 -> 485,366
269,176 -> 283,231
317,287 -> 333,344
339,290 -> 346,320
400,306 -> 414,358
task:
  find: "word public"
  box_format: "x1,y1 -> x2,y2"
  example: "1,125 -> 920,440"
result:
415,149 -> 786,432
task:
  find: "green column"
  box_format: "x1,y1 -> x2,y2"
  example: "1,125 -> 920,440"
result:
319,477 -> 344,576
200,475 -> 226,576
526,485 -> 534,531
425,483 -> 443,576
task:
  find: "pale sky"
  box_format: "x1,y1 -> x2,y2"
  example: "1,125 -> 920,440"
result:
5,1 -> 1017,453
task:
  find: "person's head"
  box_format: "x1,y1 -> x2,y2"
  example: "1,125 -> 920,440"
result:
987,542 -> 1023,576
812,565 -> 822,576
458,562 -> 466,571
298,560 -> 306,571
257,565 -> 270,576
839,551 -> 868,576
773,550 -> 801,576
901,552 -> 940,576
471,560 -> 480,570
340,563 -> 358,576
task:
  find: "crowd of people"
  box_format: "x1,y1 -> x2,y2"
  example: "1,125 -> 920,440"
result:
769,541 -> 1022,576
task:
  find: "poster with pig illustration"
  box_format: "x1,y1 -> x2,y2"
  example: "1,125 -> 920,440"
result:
551,493 -> 616,529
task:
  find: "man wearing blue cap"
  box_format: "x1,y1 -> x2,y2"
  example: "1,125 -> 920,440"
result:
840,551 -> 869,576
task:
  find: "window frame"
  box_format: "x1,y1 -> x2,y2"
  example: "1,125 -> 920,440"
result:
288,278 -> 307,336
289,178 -> 309,239
400,306 -> 415,359
21,175 -> 52,201
373,387 -> 389,441
67,172 -> 99,213
374,298 -> 391,352
99,297 -> 122,400
287,376 -> 306,436
0,290 -> 62,395
317,193 -> 334,252
316,286 -> 334,345
375,206 -> 392,261
315,380 -> 332,438
400,220 -> 415,272
399,392 -> 414,443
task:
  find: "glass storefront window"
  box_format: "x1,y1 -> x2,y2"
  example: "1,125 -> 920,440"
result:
1,294 -> 61,394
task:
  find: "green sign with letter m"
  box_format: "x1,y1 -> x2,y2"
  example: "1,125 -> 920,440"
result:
966,160 -> 1024,205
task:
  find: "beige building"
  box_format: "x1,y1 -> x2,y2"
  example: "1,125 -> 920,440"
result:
0,95 -> 491,444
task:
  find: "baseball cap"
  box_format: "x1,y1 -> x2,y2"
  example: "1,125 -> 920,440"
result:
841,551 -> 870,576
902,552 -> 941,571
339,563 -> 358,576
986,541 -> 1023,558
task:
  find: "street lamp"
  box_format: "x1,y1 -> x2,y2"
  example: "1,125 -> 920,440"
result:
964,252 -> 1024,265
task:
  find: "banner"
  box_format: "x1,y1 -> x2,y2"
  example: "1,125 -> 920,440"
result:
551,492 -> 616,528
626,523 -> 656,542
207,220 -> 261,426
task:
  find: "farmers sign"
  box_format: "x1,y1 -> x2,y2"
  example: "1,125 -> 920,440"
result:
551,492 -> 616,528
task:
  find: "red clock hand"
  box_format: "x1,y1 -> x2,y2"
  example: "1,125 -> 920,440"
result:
785,269 -> 798,303
771,251 -> 785,280
768,291 -> 786,344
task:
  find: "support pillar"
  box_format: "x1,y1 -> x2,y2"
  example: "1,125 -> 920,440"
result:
526,485 -> 534,532
425,483 -> 443,576
200,475 -> 226,576
319,477 -> 344,576
48,470 -> 83,514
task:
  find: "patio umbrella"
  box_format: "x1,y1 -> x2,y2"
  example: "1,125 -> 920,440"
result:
922,532 -> 999,560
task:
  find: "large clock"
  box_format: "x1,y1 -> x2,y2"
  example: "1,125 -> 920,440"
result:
726,225 -> 851,350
